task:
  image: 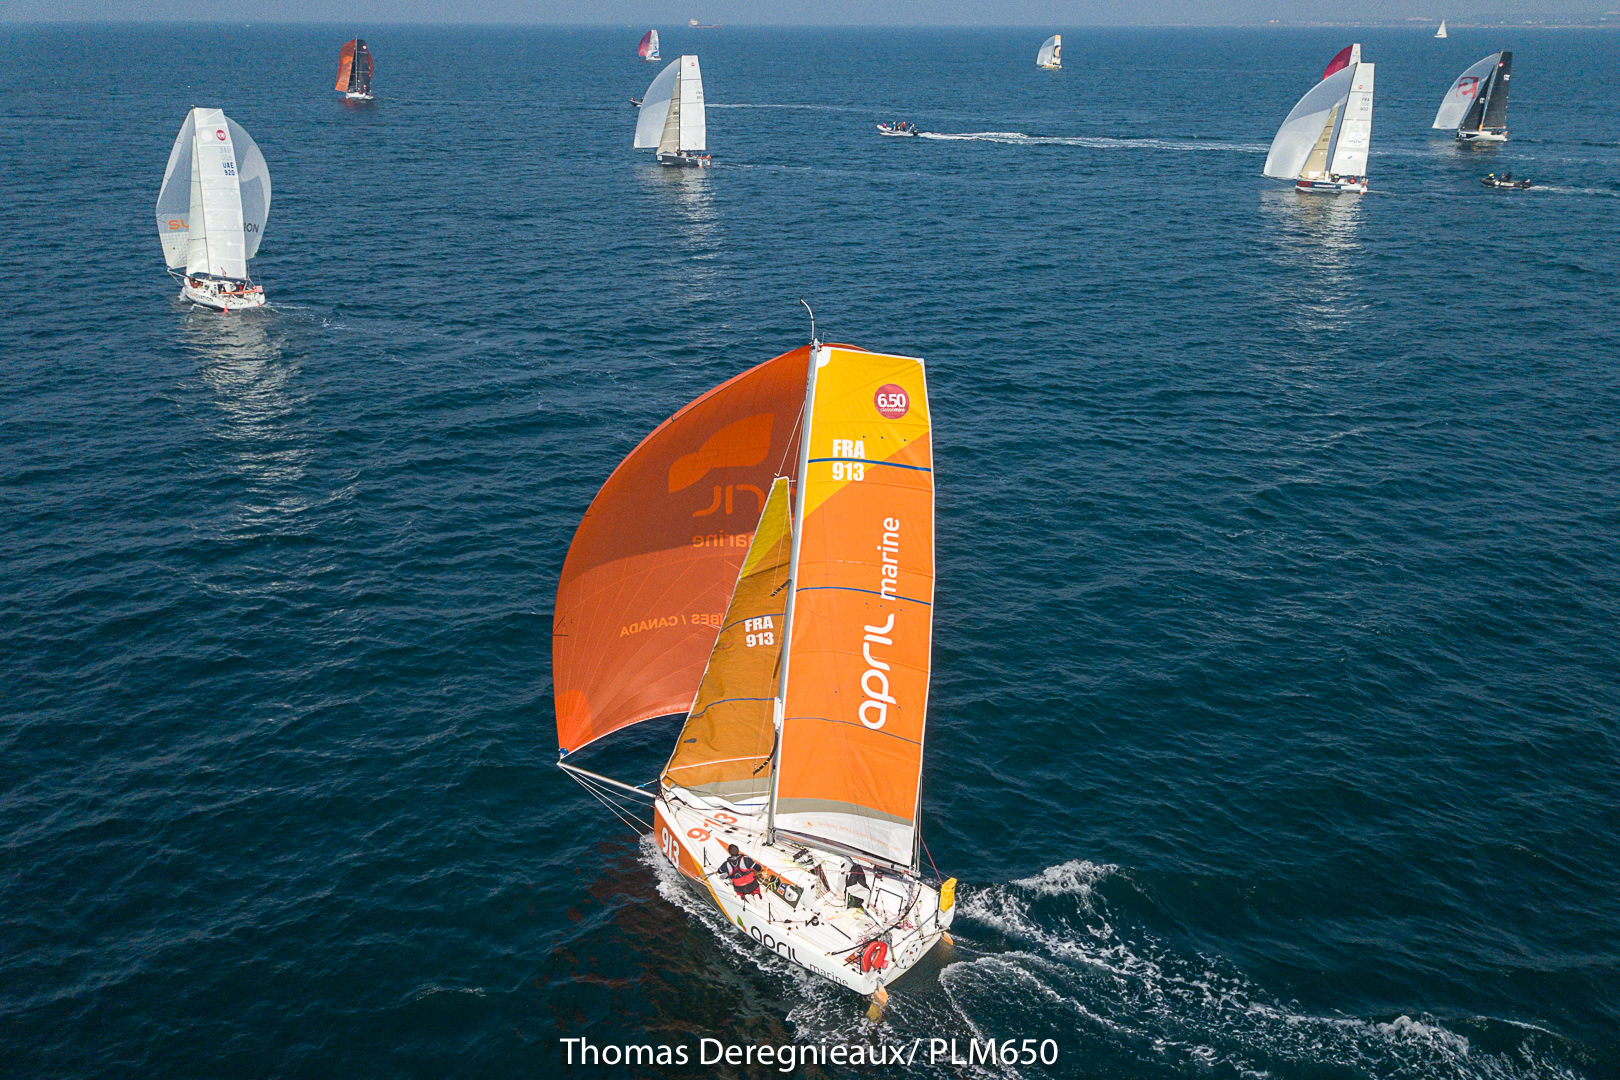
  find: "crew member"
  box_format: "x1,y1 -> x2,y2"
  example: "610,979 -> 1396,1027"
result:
721,843 -> 762,900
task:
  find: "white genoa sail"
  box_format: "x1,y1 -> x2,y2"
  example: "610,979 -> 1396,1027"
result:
1036,35 -> 1060,68
634,59 -> 680,149
1436,20 -> 1448,38
1433,53 -> 1500,130
1263,65 -> 1356,181
156,108 -> 265,280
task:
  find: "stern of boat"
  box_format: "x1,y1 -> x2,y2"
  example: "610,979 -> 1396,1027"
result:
654,794 -> 957,999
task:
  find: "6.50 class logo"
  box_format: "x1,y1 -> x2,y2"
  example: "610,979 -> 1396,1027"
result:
874,384 -> 908,419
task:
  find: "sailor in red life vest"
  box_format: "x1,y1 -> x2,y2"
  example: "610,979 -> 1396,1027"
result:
721,843 -> 762,899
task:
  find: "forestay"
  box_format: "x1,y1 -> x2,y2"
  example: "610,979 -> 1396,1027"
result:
1434,53 -> 1501,130
773,346 -> 935,871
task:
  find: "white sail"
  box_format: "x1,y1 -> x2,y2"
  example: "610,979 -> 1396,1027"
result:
163,108 -> 254,280
1263,65 -> 1356,181
227,118 -> 271,260
1435,20 -> 1448,38
634,59 -> 680,149
155,120 -> 193,269
676,55 -> 705,152
1327,63 -> 1374,176
1433,53 -> 1500,130
1036,35 -> 1060,68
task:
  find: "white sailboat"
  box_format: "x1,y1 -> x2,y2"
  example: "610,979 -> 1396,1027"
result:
1036,34 -> 1061,69
155,108 -> 271,311
1263,45 -> 1375,194
1434,52 -> 1513,142
1435,20 -> 1448,38
554,337 -> 956,1014
634,54 -> 709,168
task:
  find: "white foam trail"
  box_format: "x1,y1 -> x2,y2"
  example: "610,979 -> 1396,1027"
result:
945,862 -> 1582,1080
708,102 -> 866,112
915,130 -> 1267,154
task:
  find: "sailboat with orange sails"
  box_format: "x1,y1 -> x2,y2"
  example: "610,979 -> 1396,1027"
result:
553,326 -> 956,1014
335,39 -> 374,101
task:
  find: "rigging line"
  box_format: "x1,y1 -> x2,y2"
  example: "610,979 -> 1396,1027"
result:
568,770 -> 651,835
921,835 -> 941,882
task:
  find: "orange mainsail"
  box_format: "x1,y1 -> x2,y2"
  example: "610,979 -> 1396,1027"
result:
661,476 -> 792,805
773,347 -> 934,870
553,347 -> 809,755
335,41 -> 356,92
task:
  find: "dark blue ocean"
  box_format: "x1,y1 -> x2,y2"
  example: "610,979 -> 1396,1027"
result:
3,22 -> 1618,1080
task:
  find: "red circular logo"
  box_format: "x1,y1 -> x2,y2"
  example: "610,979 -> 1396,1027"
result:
216,129 -> 227,140
874,384 -> 909,419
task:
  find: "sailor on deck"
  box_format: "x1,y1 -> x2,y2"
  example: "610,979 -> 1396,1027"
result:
721,843 -> 762,899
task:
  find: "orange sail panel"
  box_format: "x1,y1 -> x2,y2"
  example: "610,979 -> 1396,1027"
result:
774,347 -> 934,869
553,347 -> 810,755
661,476 -> 792,804
335,41 -> 356,92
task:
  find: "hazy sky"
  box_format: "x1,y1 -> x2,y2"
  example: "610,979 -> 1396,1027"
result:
0,0 -> 1599,23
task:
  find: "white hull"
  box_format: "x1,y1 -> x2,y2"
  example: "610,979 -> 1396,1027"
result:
1457,129 -> 1507,143
653,794 -> 954,998
344,91 -> 374,102
1295,176 -> 1367,194
657,150 -> 710,168
1037,62 -> 1061,70
180,276 -> 265,312
876,125 -> 918,137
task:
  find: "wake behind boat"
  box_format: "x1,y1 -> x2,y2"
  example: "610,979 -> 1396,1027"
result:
1263,44 -> 1375,194
1435,52 -> 1513,143
554,337 -> 956,1014
155,107 -> 272,312
634,55 -> 710,168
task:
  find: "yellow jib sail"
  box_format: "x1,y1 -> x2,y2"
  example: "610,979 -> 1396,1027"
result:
662,476 -> 793,804
773,347 -> 934,869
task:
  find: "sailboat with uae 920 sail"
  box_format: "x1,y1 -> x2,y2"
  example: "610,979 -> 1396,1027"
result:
155,107 -> 271,311
553,338 -> 956,1014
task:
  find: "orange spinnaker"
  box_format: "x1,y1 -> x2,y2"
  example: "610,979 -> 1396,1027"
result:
553,347 -> 809,755
661,476 -> 792,804
335,41 -> 356,93
775,347 -> 934,869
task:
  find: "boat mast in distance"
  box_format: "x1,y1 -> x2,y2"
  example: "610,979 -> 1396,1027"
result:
634,55 -> 710,168
1036,34 -> 1061,69
336,39 -> 374,101
638,29 -> 660,62
1434,52 -> 1512,142
1263,44 -> 1374,195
